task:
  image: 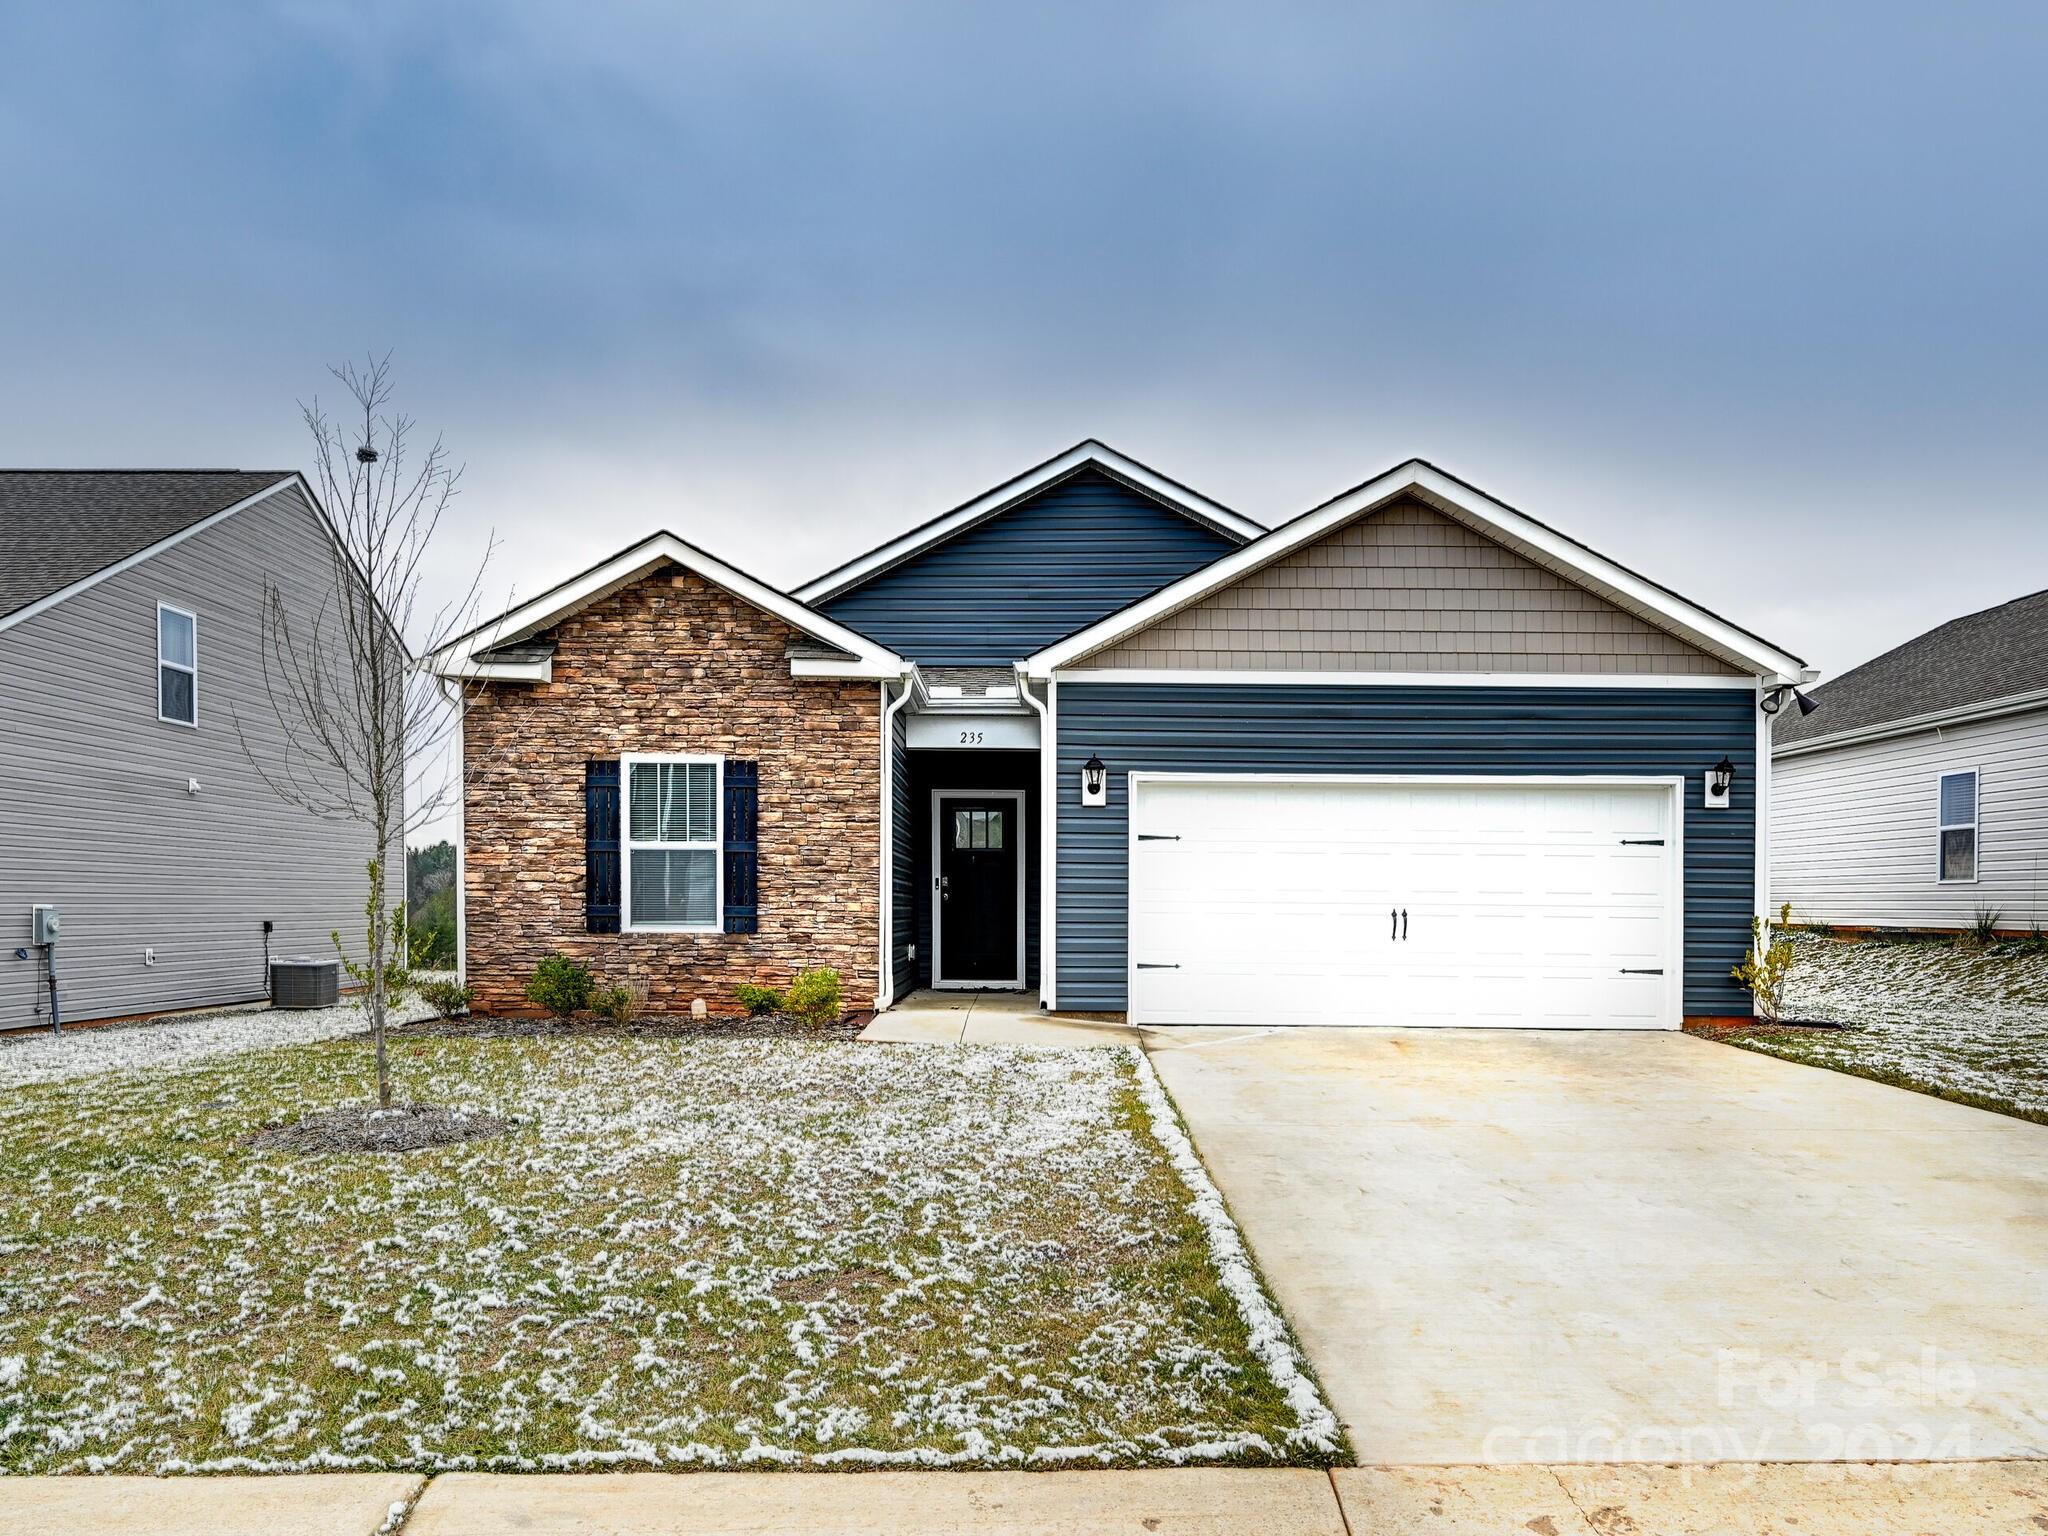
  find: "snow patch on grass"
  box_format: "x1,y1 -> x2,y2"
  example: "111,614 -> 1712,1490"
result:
1729,935 -> 2048,1120
0,1033 -> 1345,1472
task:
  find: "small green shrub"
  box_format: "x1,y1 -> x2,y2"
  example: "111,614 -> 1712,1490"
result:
734,983 -> 785,1016
783,967 -> 843,1026
525,953 -> 594,1019
417,977 -> 474,1019
590,979 -> 646,1025
1968,905 -> 2004,944
1731,903 -> 1799,1023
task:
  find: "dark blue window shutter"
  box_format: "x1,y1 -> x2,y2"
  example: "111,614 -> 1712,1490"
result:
585,760 -> 621,934
723,759 -> 759,933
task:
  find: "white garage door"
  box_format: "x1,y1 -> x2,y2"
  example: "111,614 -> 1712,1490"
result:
1129,777 -> 1679,1029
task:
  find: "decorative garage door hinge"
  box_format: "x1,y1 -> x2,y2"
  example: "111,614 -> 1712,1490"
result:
1619,838 -> 1666,846
1619,968 -> 1665,975
1136,962 -> 1180,969
1137,833 -> 1181,841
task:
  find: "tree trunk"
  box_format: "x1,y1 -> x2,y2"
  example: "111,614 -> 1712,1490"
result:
368,844 -> 391,1107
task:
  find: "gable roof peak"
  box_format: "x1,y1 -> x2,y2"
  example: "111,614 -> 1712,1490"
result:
1024,457 -> 1808,681
427,525 -> 905,683
791,440 -> 1263,605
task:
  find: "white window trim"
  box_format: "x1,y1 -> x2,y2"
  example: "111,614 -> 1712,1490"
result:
620,752 -> 725,932
157,601 -> 198,728
1936,767 -> 1980,885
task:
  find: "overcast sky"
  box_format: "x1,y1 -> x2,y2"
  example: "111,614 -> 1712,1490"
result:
6,3 -> 2044,771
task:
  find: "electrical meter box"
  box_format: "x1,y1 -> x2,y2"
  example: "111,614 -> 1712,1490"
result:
30,905 -> 60,945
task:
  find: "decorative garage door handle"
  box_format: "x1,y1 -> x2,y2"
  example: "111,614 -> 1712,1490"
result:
1390,909 -> 1409,941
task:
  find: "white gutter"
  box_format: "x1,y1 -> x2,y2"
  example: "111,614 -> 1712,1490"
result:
1015,666 -> 1056,1009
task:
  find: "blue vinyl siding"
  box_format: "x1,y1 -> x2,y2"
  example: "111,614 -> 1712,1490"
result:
890,710 -> 915,998
1055,683 -> 1758,1018
817,469 -> 1241,665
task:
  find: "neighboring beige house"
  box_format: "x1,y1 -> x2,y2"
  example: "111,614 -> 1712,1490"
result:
1772,587 -> 2048,933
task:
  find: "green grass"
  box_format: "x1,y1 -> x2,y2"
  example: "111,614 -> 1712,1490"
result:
0,1034 -> 1343,1473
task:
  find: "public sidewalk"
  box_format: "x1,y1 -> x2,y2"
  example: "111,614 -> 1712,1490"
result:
6,1462 -> 2047,1535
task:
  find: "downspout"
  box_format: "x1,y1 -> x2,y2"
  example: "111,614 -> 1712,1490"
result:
1016,666 -> 1055,1010
1755,675 -> 1772,937
877,672 -> 917,1011
436,677 -> 470,989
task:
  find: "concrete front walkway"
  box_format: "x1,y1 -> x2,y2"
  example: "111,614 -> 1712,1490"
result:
861,988 -> 1142,1046
1143,1026 -> 2048,1466
10,1463 -> 2048,1534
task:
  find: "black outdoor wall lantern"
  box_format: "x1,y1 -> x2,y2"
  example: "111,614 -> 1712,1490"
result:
1706,754 -> 1736,808
1081,752 -> 1108,807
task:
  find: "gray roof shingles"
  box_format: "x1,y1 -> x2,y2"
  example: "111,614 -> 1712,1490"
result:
0,470 -> 291,620
921,665 -> 1017,697
1775,586 -> 2048,747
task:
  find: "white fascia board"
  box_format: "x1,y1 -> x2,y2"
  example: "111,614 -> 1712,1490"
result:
0,476 -> 300,637
1051,668 -> 1758,689
791,440 -> 1264,604
427,531 -> 906,680
1023,461 -> 1806,681
1771,687 -> 2048,760
789,654 -> 909,680
433,655 -> 554,684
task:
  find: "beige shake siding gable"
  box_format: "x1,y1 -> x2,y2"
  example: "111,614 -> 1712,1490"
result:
1087,498 -> 1740,675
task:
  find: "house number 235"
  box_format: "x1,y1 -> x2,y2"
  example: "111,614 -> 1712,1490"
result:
958,730 -> 984,745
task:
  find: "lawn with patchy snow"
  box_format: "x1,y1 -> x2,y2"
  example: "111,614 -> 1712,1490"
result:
0,1033 -> 1342,1473
1722,934 -> 2048,1123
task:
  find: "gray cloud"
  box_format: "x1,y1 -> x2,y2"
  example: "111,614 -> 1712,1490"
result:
2,0 -> 2043,691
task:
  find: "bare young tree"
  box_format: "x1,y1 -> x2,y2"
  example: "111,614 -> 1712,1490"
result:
241,355 -> 492,1108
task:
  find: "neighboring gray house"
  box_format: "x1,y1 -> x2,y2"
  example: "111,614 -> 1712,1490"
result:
0,471 -> 376,1030
1772,587 -> 2048,933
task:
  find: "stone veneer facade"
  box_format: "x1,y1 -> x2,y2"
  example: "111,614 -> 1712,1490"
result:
462,566 -> 881,1014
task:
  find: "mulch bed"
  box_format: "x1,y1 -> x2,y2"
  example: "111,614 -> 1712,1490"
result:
249,1103 -> 517,1154
397,1012 -> 870,1042
1688,1017 -> 1851,1035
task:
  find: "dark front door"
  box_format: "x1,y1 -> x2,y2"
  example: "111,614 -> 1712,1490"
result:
937,795 -> 1020,984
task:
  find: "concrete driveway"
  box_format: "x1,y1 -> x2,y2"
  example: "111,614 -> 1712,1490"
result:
1143,1026 -> 2048,1465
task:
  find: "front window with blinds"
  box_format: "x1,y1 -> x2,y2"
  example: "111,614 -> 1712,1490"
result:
624,755 -> 722,929
1937,770 -> 1978,883
157,603 -> 197,725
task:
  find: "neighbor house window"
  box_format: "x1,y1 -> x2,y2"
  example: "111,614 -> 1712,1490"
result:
1937,770 -> 1978,883
157,603 -> 197,726
623,755 -> 722,929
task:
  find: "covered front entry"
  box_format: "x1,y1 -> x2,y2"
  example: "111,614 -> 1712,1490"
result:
904,748 -> 1038,994
1128,775 -> 1681,1029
